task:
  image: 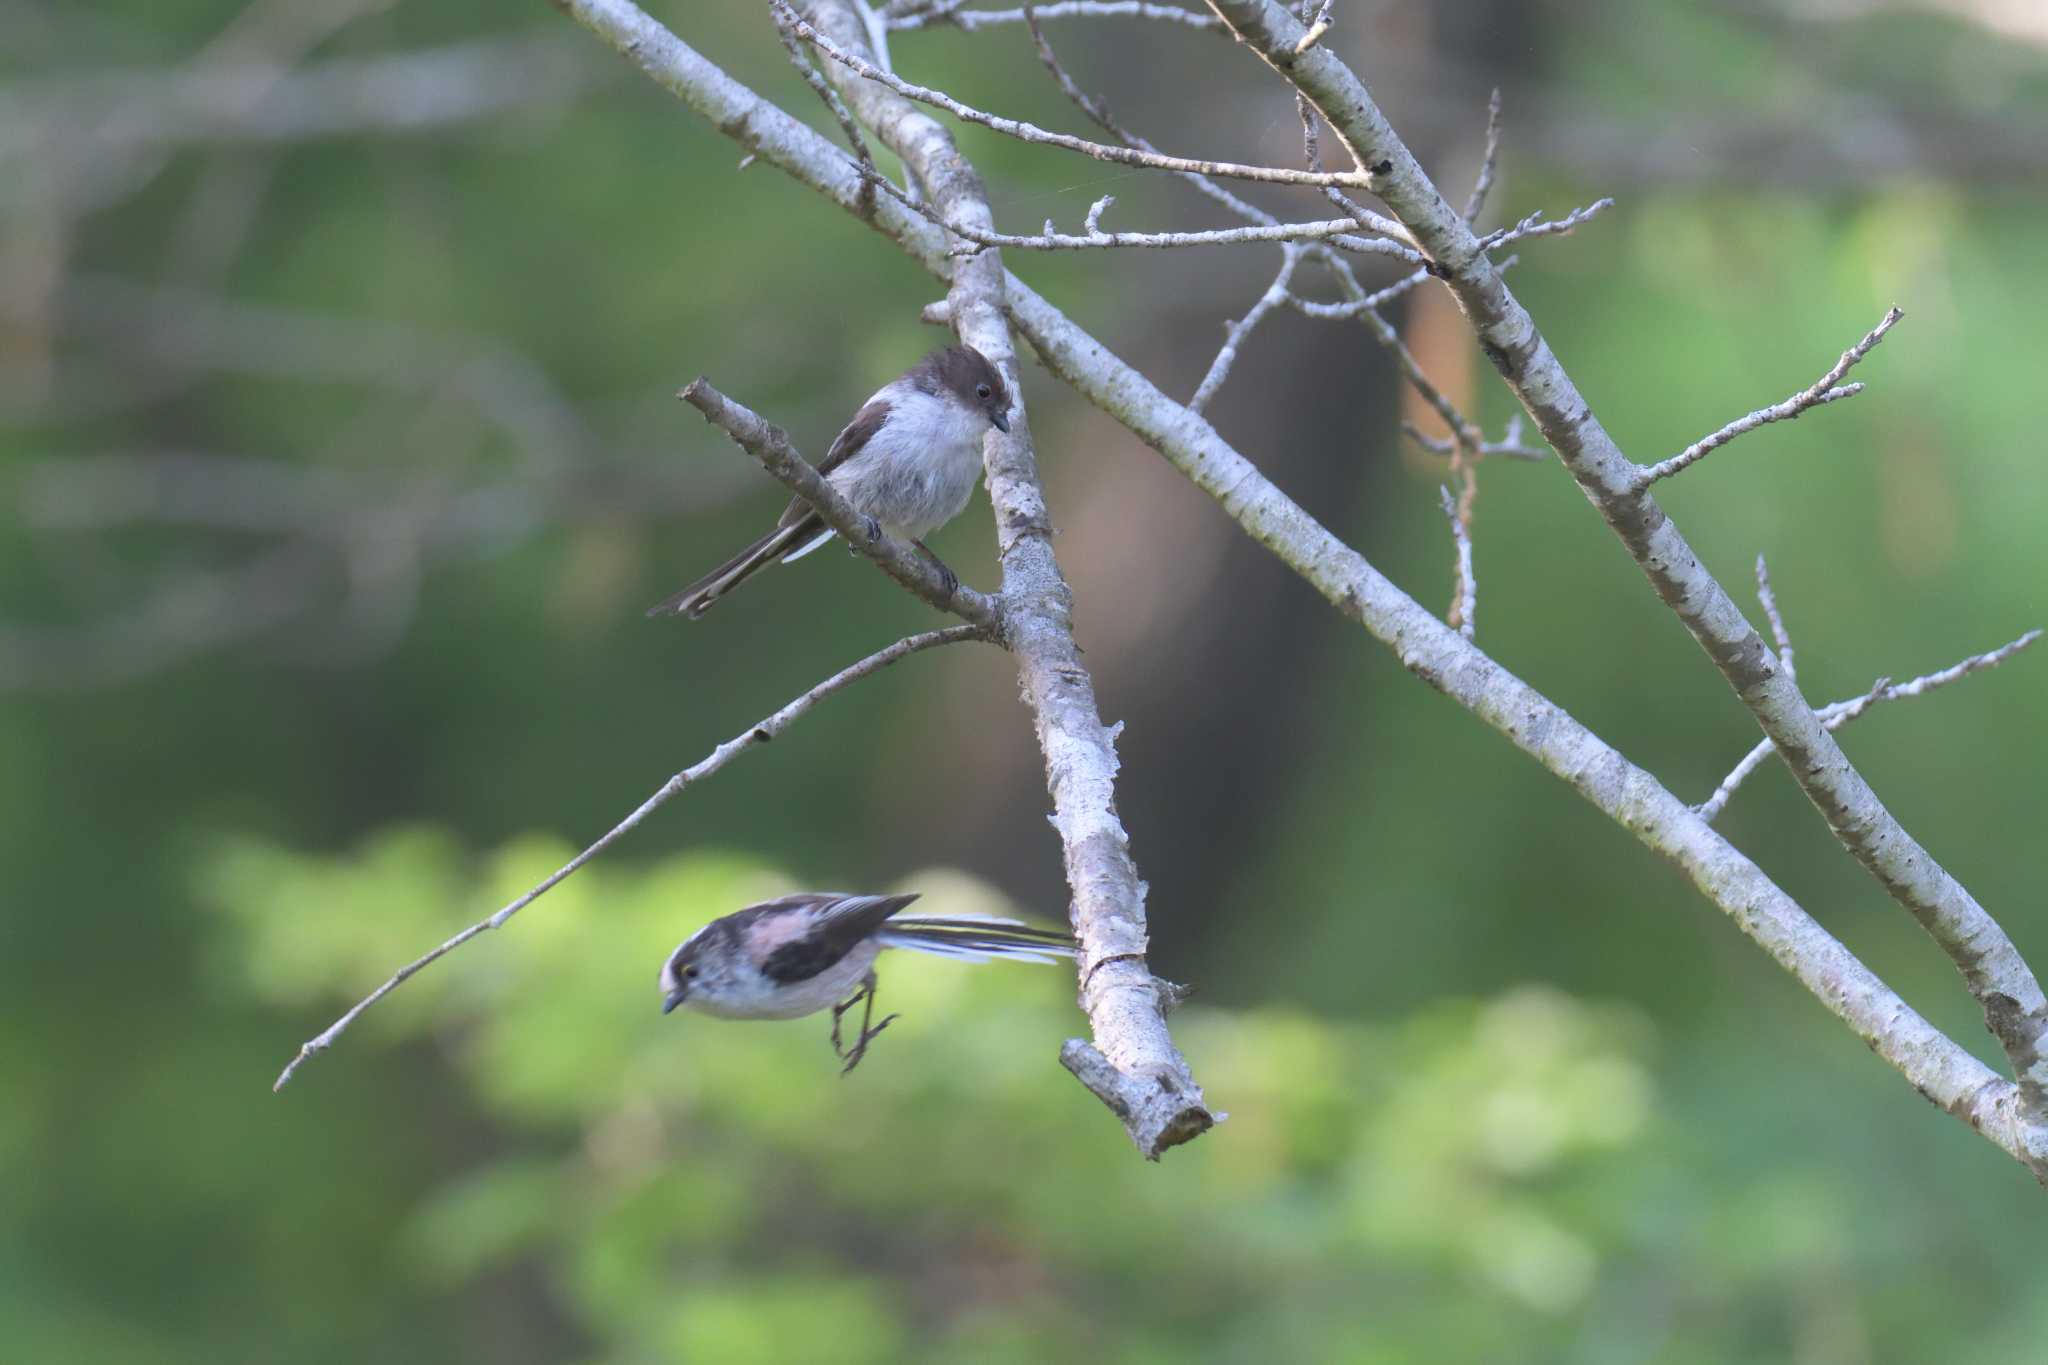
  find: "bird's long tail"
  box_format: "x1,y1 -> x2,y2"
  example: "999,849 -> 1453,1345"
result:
646,514 -> 823,619
877,915 -> 1075,965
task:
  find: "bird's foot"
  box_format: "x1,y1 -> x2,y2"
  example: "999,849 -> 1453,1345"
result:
913,540 -> 959,600
829,985 -> 868,1058
831,973 -> 896,1075
863,515 -> 883,544
838,1012 -> 899,1075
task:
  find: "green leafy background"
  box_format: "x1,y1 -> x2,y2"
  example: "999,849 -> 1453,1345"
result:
4,1 -> 2045,1360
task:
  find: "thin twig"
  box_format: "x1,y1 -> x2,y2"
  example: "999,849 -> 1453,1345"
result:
1189,245 -> 1300,412
1292,0 -> 1332,54
1403,414 -> 1545,463
1755,553 -> 1795,685
931,203 -> 1414,257
1473,198 -> 1616,250
1018,3 -> 1269,227
1294,92 -> 1412,242
1295,90 -> 1486,460
888,1 -> 1223,30
272,624 -> 990,1090
676,377 -> 1002,628
1438,484 -> 1475,638
771,2 -> 881,213
883,0 -> 972,22
1461,88 -> 1503,224
1696,629 -> 2041,823
1638,308 -> 1902,486
1283,264 -> 1426,318
773,0 -> 1370,188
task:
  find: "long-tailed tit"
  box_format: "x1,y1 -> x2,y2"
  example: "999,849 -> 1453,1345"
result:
648,346 -> 1012,619
659,892 -> 1072,1072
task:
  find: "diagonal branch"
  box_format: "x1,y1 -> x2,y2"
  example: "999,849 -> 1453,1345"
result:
546,0 -> 2044,1176
1638,308 -> 1901,487
1438,484 -> 1476,638
890,1 -> 1224,30
272,624 -> 990,1090
1201,0 -> 2048,1153
1755,554 -> 1797,685
998,269 -> 2033,1168
772,0 -> 1369,189
678,378 -> 1002,628
1188,245 -> 1301,412
1697,628 -> 2041,824
796,0 -> 1212,1157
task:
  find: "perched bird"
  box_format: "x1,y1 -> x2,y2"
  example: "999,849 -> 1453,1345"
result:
649,346 -> 1012,619
659,892 -> 1073,1072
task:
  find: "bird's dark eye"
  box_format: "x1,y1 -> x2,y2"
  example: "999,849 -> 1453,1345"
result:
976,383 -> 992,399
683,964 -> 698,979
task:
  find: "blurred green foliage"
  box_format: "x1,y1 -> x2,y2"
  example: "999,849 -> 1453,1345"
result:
4,0 -> 2047,1361
211,837 -> 1670,1362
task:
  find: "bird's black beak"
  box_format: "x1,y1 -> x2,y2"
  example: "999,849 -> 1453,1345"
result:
661,990 -> 686,1015
991,409 -> 1010,434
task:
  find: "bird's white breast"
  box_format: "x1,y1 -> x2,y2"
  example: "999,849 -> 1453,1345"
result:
828,386 -> 988,541
684,940 -> 882,1021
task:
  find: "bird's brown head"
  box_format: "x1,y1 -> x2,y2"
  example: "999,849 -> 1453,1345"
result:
916,345 -> 1011,433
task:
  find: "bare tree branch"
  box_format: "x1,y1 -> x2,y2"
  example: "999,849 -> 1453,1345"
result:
1472,199 -> 1615,250
1203,0 -> 2048,1152
1188,245 -> 1301,412
1438,484 -> 1476,639
272,624 -> 990,1091
550,0 -> 2046,1174
923,202 -> 1419,260
796,0 -> 1214,1158
678,378 -> 1003,627
772,0 -> 882,217
1755,553 -> 1797,685
1461,87 -> 1503,224
1000,269 -> 2034,1166
888,1 -> 1224,32
0,34 -> 608,158
1698,628 -> 2042,824
1638,308 -> 1902,486
773,0 -> 1375,190
1402,414 -> 1545,463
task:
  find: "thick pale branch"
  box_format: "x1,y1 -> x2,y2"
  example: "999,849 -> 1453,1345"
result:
1000,270 -> 2033,1165
802,0 -> 1212,1157
272,625 -> 989,1090
678,378 -> 1001,628
1698,629 -> 2042,823
550,0 -> 2042,1174
1203,0 -> 2048,1138
2,35 -> 607,152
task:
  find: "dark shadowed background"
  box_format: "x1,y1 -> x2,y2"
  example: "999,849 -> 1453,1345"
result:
4,0 -> 2046,1360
